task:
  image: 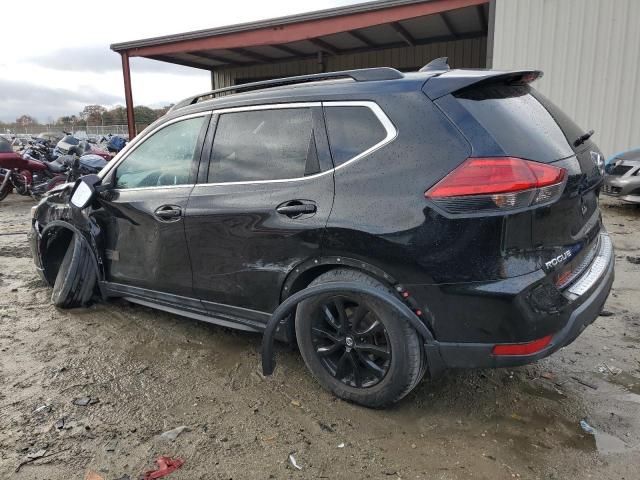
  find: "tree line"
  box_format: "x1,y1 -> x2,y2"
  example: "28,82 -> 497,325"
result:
2,104 -> 172,131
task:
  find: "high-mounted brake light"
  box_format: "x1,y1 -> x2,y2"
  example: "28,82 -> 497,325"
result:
492,334 -> 553,356
425,157 -> 566,215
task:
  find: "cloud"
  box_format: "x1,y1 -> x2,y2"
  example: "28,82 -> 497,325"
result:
0,79 -> 124,122
25,46 -> 205,76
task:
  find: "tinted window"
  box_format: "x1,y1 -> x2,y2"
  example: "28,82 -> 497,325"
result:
115,117 -> 205,189
0,138 -> 11,153
208,108 -> 314,183
323,106 -> 387,166
454,85 -> 575,161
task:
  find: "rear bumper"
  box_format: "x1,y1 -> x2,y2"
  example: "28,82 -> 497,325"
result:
433,233 -> 614,369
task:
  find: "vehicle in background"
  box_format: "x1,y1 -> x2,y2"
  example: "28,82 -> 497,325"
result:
36,132 -> 65,145
603,148 -> 640,204
30,63 -> 614,407
11,137 -> 31,152
55,135 -> 111,161
58,153 -> 108,182
106,135 -> 127,154
54,134 -> 80,157
0,137 -> 67,201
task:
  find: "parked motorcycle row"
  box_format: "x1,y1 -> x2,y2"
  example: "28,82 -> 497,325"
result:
0,132 -> 127,202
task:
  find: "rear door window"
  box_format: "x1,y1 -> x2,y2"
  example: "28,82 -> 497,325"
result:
323,106 -> 387,166
208,108 -> 316,183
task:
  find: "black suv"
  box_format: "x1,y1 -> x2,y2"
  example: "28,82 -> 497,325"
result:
30,62 -> 614,407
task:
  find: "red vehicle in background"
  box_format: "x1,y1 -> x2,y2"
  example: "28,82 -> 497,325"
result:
0,137 -> 67,201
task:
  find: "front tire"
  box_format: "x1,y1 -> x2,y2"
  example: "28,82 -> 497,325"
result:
51,233 -> 97,308
295,269 -> 426,408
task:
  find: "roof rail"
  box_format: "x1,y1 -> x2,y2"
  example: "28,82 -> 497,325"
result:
169,67 -> 404,112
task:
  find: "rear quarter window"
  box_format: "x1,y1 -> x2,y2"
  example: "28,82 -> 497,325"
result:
323,106 -> 387,166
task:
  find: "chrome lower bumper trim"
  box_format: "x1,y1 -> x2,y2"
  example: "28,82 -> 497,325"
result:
567,233 -> 613,297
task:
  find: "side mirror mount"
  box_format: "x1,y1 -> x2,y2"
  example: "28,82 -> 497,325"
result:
70,174 -> 101,209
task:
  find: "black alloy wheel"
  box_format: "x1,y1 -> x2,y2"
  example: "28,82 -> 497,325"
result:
310,296 -> 391,388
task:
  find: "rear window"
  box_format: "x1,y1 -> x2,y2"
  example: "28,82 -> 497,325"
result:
454,84 -> 580,161
323,106 -> 387,166
0,138 -> 12,153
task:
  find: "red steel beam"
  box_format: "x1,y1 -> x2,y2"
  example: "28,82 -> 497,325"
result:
120,52 -> 136,139
126,0 -> 488,58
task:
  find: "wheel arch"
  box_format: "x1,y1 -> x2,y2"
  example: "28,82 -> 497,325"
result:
281,256 -> 399,302
39,220 -> 105,296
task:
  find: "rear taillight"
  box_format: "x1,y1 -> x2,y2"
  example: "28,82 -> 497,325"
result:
425,157 -> 566,215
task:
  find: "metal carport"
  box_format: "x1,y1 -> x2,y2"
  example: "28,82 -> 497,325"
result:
110,0 -> 490,139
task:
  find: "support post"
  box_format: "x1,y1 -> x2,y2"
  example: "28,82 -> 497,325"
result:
121,52 -> 136,139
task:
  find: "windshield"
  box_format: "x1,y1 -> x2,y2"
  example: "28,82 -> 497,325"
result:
0,138 -> 12,153
61,135 -> 80,145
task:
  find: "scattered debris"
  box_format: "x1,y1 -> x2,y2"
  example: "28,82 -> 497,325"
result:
73,397 -> 99,406
570,376 -> 598,390
290,399 -> 301,407
26,449 -> 48,460
54,418 -> 65,429
84,470 -> 105,480
541,372 -> 555,380
33,404 -> 52,414
599,310 -> 615,317
143,456 -> 184,480
602,363 -> 623,375
337,442 -> 345,448
318,422 -> 334,433
288,453 -> 302,470
626,255 -> 640,265
159,426 -> 189,442
114,475 -> 131,480
580,419 -> 596,435
15,447 -> 70,473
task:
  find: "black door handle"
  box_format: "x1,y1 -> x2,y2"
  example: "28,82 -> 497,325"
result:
154,205 -> 182,221
276,201 -> 317,218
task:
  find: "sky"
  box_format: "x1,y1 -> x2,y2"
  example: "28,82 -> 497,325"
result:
0,0 -> 359,123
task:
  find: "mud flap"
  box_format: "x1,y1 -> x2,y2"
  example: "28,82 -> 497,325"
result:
261,281 -> 436,376
51,233 -> 97,308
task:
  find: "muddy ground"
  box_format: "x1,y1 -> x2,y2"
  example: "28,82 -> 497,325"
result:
0,194 -> 639,480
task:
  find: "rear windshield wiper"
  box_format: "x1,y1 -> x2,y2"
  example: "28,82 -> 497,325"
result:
573,129 -> 594,147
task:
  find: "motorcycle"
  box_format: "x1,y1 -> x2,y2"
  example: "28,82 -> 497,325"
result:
0,151 -> 68,201
58,154 -> 108,183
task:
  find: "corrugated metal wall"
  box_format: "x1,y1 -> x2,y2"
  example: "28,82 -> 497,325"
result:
491,0 -> 640,157
212,37 -> 487,90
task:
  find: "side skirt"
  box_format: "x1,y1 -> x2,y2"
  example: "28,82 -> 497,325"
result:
101,281 -> 265,333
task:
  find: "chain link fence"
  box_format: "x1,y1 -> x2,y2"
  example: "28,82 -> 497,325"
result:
3,124 -> 148,138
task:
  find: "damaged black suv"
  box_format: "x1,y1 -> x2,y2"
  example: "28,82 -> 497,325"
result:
30,61 -> 614,407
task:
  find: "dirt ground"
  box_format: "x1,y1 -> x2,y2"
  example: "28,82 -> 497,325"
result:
0,194 -> 639,480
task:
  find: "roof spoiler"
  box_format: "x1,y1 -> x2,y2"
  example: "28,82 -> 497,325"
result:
423,69 -> 543,100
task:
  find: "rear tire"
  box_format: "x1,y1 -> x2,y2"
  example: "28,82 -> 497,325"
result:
51,233 -> 96,308
295,269 -> 426,408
